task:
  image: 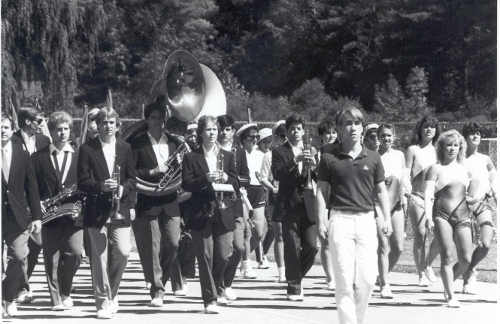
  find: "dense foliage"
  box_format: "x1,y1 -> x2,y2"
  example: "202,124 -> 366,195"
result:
2,0 -> 496,122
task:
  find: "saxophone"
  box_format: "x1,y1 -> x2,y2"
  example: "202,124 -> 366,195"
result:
41,184 -> 83,225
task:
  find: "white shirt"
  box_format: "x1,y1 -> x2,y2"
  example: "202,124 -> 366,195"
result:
49,143 -> 74,184
290,143 -> 304,174
20,129 -> 36,155
246,148 -> 265,185
380,149 -> 405,180
260,151 -> 273,181
100,138 -> 116,177
464,152 -> 491,198
203,144 -> 219,172
147,132 -> 169,167
2,140 -> 12,180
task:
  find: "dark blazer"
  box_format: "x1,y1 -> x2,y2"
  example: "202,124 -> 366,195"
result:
77,137 -> 136,227
233,147 -> 250,188
182,147 -> 239,231
13,130 -> 50,155
32,145 -> 82,226
272,142 -> 309,211
131,132 -> 183,217
2,141 -> 42,231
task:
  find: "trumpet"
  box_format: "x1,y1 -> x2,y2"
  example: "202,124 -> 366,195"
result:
303,128 -> 315,190
216,150 -> 226,209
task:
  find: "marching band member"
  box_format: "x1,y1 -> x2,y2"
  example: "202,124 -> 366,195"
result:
1,113 -> 42,316
461,122 -> 497,294
316,106 -> 392,324
236,122 -> 267,279
31,111 -> 83,310
77,106 -> 136,319
423,129 -> 473,307
13,107 -> 50,304
130,100 -> 186,307
405,115 -> 441,286
272,114 -> 318,301
181,115 -> 239,313
217,114 -> 248,301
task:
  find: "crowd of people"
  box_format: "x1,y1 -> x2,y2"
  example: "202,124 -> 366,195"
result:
1,103 -> 496,324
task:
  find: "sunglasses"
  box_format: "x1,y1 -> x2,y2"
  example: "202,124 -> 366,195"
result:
33,118 -> 44,124
245,135 -> 260,140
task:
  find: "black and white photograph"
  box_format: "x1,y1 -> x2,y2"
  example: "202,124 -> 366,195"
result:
1,1 -> 497,323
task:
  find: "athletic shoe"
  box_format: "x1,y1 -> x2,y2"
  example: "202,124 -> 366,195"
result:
241,268 -> 257,279
110,296 -> 119,314
16,289 -> 33,304
258,257 -> 271,269
418,275 -> 430,287
380,285 -> 394,299
326,280 -> 335,290
52,303 -> 67,311
217,296 -> 231,305
424,266 -> 437,282
4,301 -> 18,317
204,302 -> 220,314
145,282 -> 151,290
96,309 -> 113,319
447,298 -> 461,308
61,295 -> 74,308
287,288 -> 304,301
223,287 -> 237,301
150,297 -> 163,307
173,287 -> 188,296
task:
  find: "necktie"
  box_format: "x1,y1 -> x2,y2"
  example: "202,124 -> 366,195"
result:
2,148 -> 10,182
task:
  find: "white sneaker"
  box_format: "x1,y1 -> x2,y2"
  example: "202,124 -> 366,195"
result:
447,297 -> 461,308
145,282 -> 151,290
380,285 -> 394,299
150,297 -> 163,307
326,280 -> 335,290
173,287 -> 188,296
4,301 -> 18,317
242,268 -> 257,279
96,309 -> 113,319
418,275 -> 430,287
17,289 -> 33,304
424,267 -> 437,282
277,267 -> 286,283
61,295 -> 74,308
463,271 -> 477,294
52,303 -> 67,311
258,257 -> 271,269
223,287 -> 237,301
287,288 -> 304,301
217,296 -> 230,305
110,296 -> 119,314
204,302 -> 220,314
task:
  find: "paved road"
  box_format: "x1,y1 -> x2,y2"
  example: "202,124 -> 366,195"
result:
2,252 -> 497,324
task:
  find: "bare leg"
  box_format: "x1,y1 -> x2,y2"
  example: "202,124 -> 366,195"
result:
452,226 -> 473,281
388,209 -> 405,271
434,218 -> 456,302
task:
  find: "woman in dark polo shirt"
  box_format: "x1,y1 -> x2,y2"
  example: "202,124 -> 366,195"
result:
316,106 -> 392,324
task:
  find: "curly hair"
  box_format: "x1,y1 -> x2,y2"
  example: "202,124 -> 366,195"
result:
462,122 -> 483,138
48,111 -> 73,131
413,115 -> 441,145
435,129 -> 467,164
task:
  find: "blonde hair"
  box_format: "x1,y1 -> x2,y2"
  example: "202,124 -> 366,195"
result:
435,129 -> 467,164
48,111 -> 73,131
95,107 -> 121,127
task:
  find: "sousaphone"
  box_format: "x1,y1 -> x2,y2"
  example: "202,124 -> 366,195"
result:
124,49 -> 227,197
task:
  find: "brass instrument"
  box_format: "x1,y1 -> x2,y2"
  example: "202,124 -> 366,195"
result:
216,150 -> 227,209
124,49 -> 227,197
110,164 -> 124,221
303,128 -> 315,190
41,184 -> 83,225
134,141 -> 191,197
302,127 -> 317,223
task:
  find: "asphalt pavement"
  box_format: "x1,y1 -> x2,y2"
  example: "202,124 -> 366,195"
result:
1,252 -> 497,324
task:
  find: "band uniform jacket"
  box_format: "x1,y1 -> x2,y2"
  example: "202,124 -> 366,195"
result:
131,132 -> 183,217
272,141 -> 313,211
77,137 -> 136,228
31,144 -> 82,226
233,147 -> 250,189
181,147 -> 239,231
2,141 -> 42,231
13,130 -> 50,155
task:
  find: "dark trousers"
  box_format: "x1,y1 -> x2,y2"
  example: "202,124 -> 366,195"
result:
21,232 -> 42,293
224,216 -> 245,288
2,220 -> 30,302
132,208 -> 182,299
42,221 -> 83,305
178,229 -> 196,278
282,202 -> 318,295
191,218 -> 233,306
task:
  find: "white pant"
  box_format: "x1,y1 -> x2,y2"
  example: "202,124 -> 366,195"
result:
328,210 -> 378,324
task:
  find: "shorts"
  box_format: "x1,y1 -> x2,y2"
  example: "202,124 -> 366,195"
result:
473,195 -> 496,227
247,185 -> 267,209
433,198 -> 472,229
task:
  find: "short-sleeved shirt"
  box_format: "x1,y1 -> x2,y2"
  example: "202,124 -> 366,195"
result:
318,143 -> 385,212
